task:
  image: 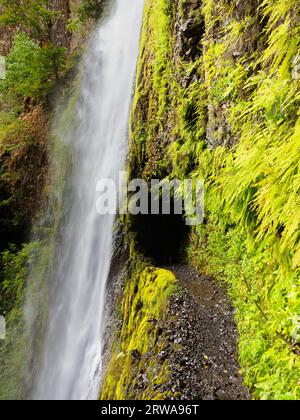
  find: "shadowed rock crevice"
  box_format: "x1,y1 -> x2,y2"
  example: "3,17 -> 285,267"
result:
134,214 -> 188,266
131,195 -> 189,266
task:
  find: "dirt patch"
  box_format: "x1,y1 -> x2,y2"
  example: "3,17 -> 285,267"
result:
163,265 -> 251,400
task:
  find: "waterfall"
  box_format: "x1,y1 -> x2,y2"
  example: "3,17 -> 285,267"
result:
30,0 -> 144,400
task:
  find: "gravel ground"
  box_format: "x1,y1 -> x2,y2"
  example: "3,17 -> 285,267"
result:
162,265 -> 251,400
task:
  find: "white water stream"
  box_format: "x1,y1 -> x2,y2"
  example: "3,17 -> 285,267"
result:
32,0 -> 144,400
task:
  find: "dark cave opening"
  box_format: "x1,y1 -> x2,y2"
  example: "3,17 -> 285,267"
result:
132,199 -> 189,266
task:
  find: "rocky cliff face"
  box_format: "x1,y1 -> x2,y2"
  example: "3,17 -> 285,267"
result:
102,0 -> 300,400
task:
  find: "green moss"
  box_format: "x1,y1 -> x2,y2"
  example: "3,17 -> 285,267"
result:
187,0 -> 300,399
128,0 -> 300,400
100,263 -> 178,400
130,0 -> 176,180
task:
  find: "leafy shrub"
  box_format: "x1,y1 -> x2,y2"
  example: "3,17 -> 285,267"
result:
0,241 -> 43,400
78,0 -> 106,21
0,0 -> 64,44
1,33 -> 66,100
0,242 -> 41,314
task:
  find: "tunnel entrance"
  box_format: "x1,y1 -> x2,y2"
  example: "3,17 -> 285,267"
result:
132,198 -> 189,266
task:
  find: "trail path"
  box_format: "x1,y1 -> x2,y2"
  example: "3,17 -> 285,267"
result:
164,265 -> 251,400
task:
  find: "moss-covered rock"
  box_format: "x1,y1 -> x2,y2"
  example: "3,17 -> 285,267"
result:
100,264 -> 178,400
127,0 -> 300,400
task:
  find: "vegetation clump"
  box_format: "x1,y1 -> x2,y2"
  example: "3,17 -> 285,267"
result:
101,262 -> 178,400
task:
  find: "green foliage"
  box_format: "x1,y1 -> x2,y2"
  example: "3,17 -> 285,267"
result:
77,0 -> 106,21
130,0 -> 206,180
67,0 -> 107,32
130,0 -> 177,180
0,0 -> 63,44
0,242 -> 43,313
188,221 -> 300,400
0,241 -> 42,400
190,0 -> 300,399
1,33 -> 66,100
0,245 -> 29,313
130,0 -> 300,400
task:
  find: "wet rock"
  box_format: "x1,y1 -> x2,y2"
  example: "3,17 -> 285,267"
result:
174,1 -> 205,64
130,349 -> 141,361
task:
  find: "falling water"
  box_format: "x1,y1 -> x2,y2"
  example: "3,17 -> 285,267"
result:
30,0 -> 144,400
